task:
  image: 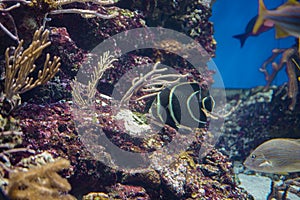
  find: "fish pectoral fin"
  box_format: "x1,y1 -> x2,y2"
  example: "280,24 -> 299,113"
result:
275,25 -> 290,39
259,160 -> 272,167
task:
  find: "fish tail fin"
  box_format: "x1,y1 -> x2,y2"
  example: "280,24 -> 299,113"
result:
233,33 -> 248,47
253,0 -> 267,34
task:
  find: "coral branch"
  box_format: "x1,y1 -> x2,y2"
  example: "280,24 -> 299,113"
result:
49,8 -> 118,19
0,2 -> 21,42
51,0 -> 119,7
268,178 -> 300,200
0,130 -> 35,173
286,58 -> 298,110
7,158 -> 76,200
259,45 -> 299,110
120,62 -> 188,105
71,51 -> 117,107
4,27 -> 61,100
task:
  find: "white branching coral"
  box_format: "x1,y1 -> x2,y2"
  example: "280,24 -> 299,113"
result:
71,51 -> 117,107
120,62 -> 189,105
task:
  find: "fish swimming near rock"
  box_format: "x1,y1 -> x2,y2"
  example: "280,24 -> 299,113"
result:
149,82 -> 214,130
233,15 -> 273,47
243,138 -> 300,173
253,0 -> 300,39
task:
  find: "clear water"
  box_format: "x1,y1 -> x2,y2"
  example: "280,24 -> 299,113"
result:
211,0 -> 295,88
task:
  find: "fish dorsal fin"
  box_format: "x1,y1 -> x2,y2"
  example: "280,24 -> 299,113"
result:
253,0 -> 267,34
286,0 -> 300,5
276,0 -> 300,10
287,139 -> 300,144
275,25 -> 290,38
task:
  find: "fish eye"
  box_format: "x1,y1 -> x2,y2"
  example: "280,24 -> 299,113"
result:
251,154 -> 256,159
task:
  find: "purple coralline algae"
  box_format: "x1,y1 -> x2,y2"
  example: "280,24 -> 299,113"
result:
0,0 -> 253,199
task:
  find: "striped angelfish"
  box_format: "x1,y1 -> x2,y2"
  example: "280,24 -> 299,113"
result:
149,82 -> 215,130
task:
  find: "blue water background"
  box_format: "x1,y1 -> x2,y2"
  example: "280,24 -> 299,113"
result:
210,0 -> 295,88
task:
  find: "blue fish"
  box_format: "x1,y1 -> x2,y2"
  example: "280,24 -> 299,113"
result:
233,15 -> 273,47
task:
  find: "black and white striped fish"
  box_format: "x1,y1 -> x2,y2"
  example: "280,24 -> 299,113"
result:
149,82 -> 214,130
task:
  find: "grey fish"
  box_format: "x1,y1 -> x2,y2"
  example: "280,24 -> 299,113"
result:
244,138 -> 300,173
